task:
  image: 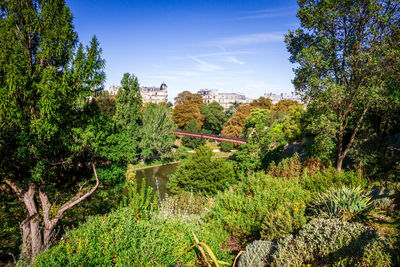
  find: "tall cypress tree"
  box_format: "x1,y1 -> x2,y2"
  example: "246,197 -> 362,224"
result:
108,73 -> 143,163
0,0 -> 105,260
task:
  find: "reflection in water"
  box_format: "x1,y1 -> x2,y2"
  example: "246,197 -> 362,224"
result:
134,163 -> 178,200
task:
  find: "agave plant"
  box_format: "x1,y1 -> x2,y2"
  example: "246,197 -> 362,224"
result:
310,186 -> 374,221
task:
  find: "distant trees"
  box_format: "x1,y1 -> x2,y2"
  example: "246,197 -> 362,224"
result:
274,100 -> 301,113
181,119 -> 206,149
285,0 -> 400,171
221,97 -> 274,137
140,103 -> 176,160
200,102 -> 228,134
172,91 -> 204,128
221,105 -> 253,137
105,73 -> 143,163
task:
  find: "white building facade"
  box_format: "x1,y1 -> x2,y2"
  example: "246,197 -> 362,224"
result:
140,83 -> 168,104
263,92 -> 302,104
197,89 -> 251,109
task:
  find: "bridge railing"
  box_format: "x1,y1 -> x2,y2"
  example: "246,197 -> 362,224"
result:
172,130 -> 247,144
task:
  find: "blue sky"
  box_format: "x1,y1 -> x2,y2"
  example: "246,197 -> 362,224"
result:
67,0 -> 300,101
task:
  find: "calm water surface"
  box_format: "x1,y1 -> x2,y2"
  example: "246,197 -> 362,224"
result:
135,163 -> 178,199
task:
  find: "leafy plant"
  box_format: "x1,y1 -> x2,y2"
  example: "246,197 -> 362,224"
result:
207,172 -> 308,245
122,172 -> 159,221
310,186 -> 373,221
220,142 -> 234,152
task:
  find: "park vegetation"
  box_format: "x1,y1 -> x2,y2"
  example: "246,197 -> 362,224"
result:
0,0 -> 399,266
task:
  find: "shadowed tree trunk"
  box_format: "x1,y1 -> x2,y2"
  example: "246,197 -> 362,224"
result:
4,164 -> 100,260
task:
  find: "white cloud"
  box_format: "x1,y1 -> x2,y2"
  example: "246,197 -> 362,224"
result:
225,55 -> 245,65
189,56 -> 223,72
204,32 -> 284,48
237,6 -> 297,20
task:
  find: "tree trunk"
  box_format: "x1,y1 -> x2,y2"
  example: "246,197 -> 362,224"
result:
4,164 -> 100,261
22,184 -> 42,258
336,155 -> 345,172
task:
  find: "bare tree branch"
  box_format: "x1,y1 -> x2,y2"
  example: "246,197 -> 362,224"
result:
50,164 -> 100,226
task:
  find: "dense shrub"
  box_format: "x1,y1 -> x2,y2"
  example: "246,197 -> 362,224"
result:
158,191 -> 214,224
301,167 -> 367,195
272,218 -> 393,266
237,240 -> 275,267
207,172 -> 308,245
220,141 -> 233,152
34,181 -> 233,266
34,208 -> 233,266
168,146 -> 236,195
310,186 -> 373,221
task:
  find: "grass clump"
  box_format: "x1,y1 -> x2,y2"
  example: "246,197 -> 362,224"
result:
310,186 -> 373,221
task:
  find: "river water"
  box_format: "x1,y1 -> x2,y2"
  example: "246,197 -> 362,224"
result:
134,162 -> 178,199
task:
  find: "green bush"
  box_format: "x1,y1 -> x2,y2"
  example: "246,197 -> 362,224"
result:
207,172 -> 308,245
220,141 -> 233,152
237,240 -> 275,267
271,218 -> 393,266
310,186 -> 373,221
34,208 -> 233,266
301,166 -> 367,195
168,146 -> 236,195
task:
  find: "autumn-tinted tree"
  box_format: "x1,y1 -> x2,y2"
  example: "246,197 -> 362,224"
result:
94,92 -> 116,117
250,97 -> 274,110
221,105 -> 254,137
225,101 -> 241,118
200,102 -> 228,134
139,103 -> 176,160
0,0 -> 105,259
286,0 -> 400,170
274,99 -> 301,112
172,91 -> 204,128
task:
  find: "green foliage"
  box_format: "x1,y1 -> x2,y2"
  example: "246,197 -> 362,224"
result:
244,108 -> 271,140
106,73 -> 143,163
122,172 -> 159,221
34,202 -> 233,266
285,0 -> 400,170
201,102 -> 228,134
232,143 -> 262,173
139,103 -> 176,159
310,186 -> 373,221
271,218 -> 393,266
301,167 -> 367,195
181,119 -> 206,149
220,142 -> 233,152
168,146 -> 236,195
207,172 -> 308,245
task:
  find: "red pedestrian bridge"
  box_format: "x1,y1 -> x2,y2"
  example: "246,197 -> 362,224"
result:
172,130 -> 247,144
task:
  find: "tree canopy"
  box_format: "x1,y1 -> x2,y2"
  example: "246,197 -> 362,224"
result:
168,146 -> 236,195
172,91 -> 204,128
285,0 -> 400,170
140,103 -> 176,160
200,101 -> 228,134
0,0 -> 106,259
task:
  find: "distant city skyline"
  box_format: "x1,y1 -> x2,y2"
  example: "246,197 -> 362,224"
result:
67,0 -> 300,102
